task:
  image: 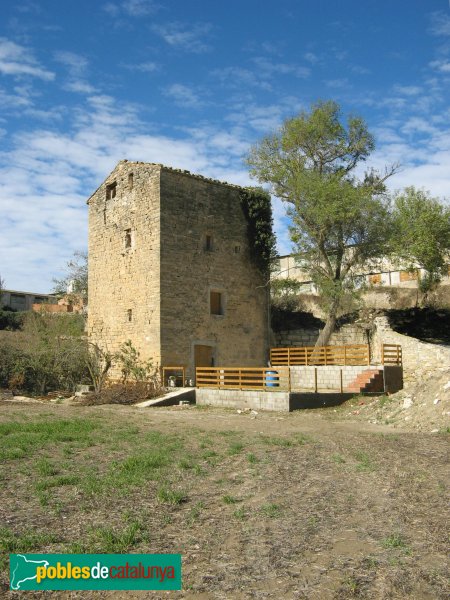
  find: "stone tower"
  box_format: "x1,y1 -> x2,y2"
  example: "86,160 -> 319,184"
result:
87,160 -> 269,378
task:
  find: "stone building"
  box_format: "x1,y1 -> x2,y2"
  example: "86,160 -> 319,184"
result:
87,160 -> 269,378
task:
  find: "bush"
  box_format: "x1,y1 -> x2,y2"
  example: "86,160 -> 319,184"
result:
0,310 -> 25,331
80,381 -> 159,406
0,312 -> 89,395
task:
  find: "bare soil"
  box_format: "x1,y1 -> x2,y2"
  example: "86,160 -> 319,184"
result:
1,401 -> 449,599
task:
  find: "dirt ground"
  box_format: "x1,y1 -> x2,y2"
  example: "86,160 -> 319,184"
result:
1,401 -> 449,599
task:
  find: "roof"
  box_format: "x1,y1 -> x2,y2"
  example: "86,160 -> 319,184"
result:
2,289 -> 56,297
87,160 -> 248,203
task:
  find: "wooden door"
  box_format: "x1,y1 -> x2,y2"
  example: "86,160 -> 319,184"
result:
194,345 -> 214,367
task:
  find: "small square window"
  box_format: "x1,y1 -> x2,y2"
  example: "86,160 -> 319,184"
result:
106,182 -> 117,200
210,291 -> 223,315
234,245 -> 240,253
125,228 -> 132,248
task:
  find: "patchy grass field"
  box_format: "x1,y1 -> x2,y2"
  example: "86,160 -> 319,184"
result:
0,401 -> 448,599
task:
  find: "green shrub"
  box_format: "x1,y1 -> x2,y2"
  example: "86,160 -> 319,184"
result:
0,310 -> 25,331
0,312 -> 89,394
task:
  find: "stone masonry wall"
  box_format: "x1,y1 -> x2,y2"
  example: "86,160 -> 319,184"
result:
373,316 -> 450,388
159,169 -> 268,377
274,323 -> 368,348
88,161 -> 161,373
88,161 -> 269,378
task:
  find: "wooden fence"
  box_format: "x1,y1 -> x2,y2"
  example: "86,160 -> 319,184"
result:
381,344 -> 402,365
270,344 -> 370,366
196,367 -> 290,391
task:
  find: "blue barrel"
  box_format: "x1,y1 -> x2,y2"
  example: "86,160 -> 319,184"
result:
265,370 -> 279,387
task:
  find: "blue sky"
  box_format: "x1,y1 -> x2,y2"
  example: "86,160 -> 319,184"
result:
1,0 -> 450,292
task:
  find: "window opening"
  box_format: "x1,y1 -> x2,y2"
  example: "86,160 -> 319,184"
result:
210,291 -> 223,315
106,182 -> 117,200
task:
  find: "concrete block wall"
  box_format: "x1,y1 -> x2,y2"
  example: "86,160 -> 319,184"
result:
289,365 -> 371,391
196,388 -> 290,411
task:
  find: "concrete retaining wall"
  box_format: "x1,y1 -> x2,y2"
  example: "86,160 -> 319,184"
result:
196,388 -> 290,411
290,365 -> 369,391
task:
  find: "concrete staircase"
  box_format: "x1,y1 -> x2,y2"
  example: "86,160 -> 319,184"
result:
346,369 -> 384,394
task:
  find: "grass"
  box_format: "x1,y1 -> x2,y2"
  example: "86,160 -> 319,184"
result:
0,527 -> 61,569
36,458 -> 59,477
233,507 -> 247,520
35,474 -> 80,491
260,503 -> 281,518
354,450 -> 376,472
0,418 -> 100,460
332,453 -> 346,464
382,533 -> 411,554
223,495 -> 241,504
260,435 -> 294,447
186,502 -> 204,526
88,519 -> 148,553
157,487 -> 187,505
0,405 -> 446,599
228,441 -> 244,455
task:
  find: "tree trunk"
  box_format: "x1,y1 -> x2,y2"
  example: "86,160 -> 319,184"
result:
315,299 -> 339,348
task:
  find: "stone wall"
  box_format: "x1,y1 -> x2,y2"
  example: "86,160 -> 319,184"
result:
373,316 -> 450,387
88,161 -> 268,378
88,161 -> 161,374
159,169 -> 268,376
274,322 -> 368,348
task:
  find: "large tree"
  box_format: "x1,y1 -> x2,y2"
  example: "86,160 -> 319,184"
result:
246,100 -> 397,346
391,187 -> 450,301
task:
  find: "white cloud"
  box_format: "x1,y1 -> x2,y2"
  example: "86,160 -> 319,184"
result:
392,85 -> 422,96
121,61 -> 159,72
54,50 -> 97,95
164,83 -> 203,108
0,38 -> 54,80
325,78 -> 349,88
122,0 -> 159,16
152,22 -> 212,53
350,65 -> 370,75
211,66 -> 272,91
251,56 -> 310,79
429,11 -> 450,36
64,80 -> 97,94
429,59 -> 450,72
103,0 -> 159,17
304,52 -> 319,64
54,50 -> 88,76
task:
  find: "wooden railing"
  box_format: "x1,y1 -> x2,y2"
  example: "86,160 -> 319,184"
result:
381,344 -> 402,366
196,367 -> 290,391
270,344 -> 370,366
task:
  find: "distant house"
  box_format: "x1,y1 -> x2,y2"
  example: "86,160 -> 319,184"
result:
1,289 -> 57,312
272,254 -> 450,293
1,289 -> 85,314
